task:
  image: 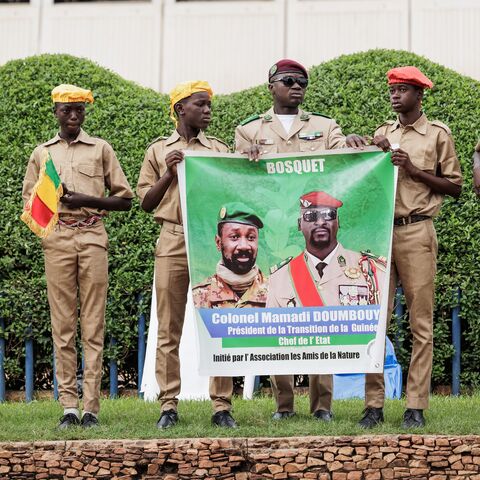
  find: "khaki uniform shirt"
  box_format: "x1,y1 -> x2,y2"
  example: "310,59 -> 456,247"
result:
136,130 -> 229,225
22,129 -> 133,218
193,271 -> 268,309
235,107 -> 347,154
266,244 -> 386,308
375,114 -> 463,218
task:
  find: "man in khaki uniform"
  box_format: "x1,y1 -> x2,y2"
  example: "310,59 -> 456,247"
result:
235,59 -> 368,420
22,84 -> 133,429
137,81 -> 237,429
473,141 -> 480,197
360,66 -> 462,429
267,191 -> 386,419
193,202 -> 268,309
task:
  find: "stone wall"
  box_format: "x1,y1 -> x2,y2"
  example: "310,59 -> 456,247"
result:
1,435 -> 479,479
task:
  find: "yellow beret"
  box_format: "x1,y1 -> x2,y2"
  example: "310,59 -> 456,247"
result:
51,84 -> 94,104
169,80 -> 213,126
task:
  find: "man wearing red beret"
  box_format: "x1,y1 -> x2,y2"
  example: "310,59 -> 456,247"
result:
235,59 -> 367,159
266,191 -> 386,422
360,66 -> 463,429
235,59 -> 368,422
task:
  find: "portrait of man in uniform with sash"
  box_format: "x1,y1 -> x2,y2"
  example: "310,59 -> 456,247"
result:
266,191 -> 387,309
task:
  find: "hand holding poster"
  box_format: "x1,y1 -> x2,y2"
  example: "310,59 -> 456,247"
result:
178,147 -> 395,376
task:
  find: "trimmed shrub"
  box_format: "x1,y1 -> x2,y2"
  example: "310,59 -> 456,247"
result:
0,50 -> 478,391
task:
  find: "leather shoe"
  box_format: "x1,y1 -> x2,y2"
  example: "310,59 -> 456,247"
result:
313,409 -> 333,422
272,411 -> 296,420
81,413 -> 99,428
157,409 -> 178,429
358,407 -> 384,429
212,410 -> 238,428
57,413 -> 80,430
401,409 -> 425,428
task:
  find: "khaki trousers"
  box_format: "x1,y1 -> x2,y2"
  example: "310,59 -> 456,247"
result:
154,222 -> 233,413
43,222 -> 108,414
365,220 -> 437,410
271,374 -> 333,413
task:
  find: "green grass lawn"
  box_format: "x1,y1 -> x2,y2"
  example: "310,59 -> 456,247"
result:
0,395 -> 478,442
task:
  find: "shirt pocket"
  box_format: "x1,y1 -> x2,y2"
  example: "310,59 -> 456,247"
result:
409,142 -> 436,173
256,142 -> 278,155
299,137 -> 325,152
77,163 -> 104,196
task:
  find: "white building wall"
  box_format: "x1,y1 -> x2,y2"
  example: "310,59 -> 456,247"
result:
287,0 -> 409,69
0,4 -> 39,66
411,0 -> 480,81
162,0 -> 285,93
0,0 -> 478,93
39,1 -> 162,90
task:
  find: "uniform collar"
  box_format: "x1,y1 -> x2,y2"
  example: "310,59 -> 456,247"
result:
44,128 -> 96,146
305,243 -> 339,266
208,271 -> 265,304
165,129 -> 212,148
391,112 -> 428,135
267,107 -> 309,140
264,107 -> 309,122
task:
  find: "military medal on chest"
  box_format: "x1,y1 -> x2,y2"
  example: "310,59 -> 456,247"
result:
344,267 -> 361,279
338,256 -> 361,279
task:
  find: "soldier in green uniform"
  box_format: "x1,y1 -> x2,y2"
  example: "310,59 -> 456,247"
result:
193,203 -> 268,309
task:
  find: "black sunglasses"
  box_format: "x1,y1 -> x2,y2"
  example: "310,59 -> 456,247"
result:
302,209 -> 337,223
270,75 -> 309,89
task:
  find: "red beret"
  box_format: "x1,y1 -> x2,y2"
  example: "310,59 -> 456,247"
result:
299,191 -> 343,209
269,59 -> 308,81
387,66 -> 433,89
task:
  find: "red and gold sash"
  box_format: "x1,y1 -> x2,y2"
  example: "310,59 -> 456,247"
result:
288,254 -> 324,307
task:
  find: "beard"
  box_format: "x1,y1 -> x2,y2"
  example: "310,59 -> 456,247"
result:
308,229 -> 331,249
222,250 -> 256,275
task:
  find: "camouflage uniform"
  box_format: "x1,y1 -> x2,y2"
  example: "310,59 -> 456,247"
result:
193,271 -> 268,309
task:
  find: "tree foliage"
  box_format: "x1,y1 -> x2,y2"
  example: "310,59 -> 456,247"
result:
0,50 -> 478,390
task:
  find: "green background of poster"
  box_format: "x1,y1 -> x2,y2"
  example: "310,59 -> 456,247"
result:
185,150 -> 394,286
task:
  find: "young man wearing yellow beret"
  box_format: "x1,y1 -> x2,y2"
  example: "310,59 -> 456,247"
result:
22,84 -> 134,429
137,81 -> 237,429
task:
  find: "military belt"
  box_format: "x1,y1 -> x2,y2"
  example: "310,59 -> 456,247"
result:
393,215 -> 431,226
58,215 -> 102,228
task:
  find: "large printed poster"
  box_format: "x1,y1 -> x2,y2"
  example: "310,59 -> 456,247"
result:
178,147 -> 395,376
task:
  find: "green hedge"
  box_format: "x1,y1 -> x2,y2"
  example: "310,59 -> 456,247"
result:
0,50 -> 478,391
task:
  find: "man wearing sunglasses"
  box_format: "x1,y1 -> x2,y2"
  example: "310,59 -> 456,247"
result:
235,59 -> 366,160
266,191 -> 386,422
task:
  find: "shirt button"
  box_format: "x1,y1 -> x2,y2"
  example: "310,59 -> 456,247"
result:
286,140 -> 292,145
310,147 -> 315,151
262,150 -> 267,154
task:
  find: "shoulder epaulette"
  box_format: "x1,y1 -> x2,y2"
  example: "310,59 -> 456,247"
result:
430,120 -> 452,136
206,136 -> 229,149
239,114 -> 261,126
311,112 -> 332,119
360,250 -> 387,268
375,120 -> 395,131
148,136 -> 168,148
270,256 -> 293,275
